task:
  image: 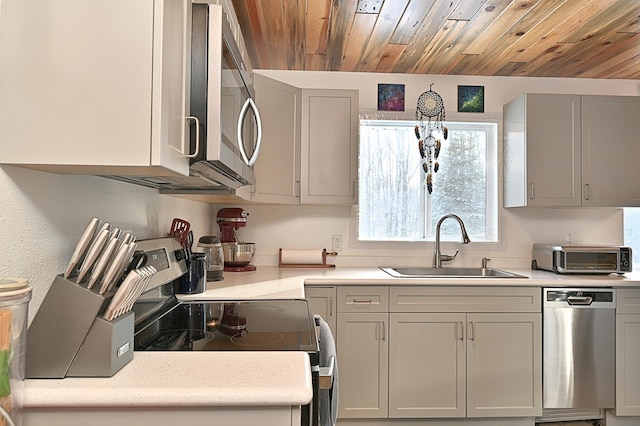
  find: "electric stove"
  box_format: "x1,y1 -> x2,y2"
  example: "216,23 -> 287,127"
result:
133,288 -> 320,426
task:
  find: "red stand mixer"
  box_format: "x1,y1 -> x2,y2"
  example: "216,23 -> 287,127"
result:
217,208 -> 256,272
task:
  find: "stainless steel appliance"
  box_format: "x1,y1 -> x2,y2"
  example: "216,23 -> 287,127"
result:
542,288 -> 616,412
133,292 -> 320,426
109,2 -> 262,194
533,243 -> 632,274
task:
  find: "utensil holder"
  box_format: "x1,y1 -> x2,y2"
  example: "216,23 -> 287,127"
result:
25,275 -> 134,378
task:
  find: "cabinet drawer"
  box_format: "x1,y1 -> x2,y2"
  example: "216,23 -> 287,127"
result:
337,286 -> 389,313
390,286 -> 541,313
617,288 -> 640,314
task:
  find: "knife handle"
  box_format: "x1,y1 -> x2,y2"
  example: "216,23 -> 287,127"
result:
76,229 -> 110,284
99,242 -> 130,295
87,236 -> 119,289
64,217 -> 100,278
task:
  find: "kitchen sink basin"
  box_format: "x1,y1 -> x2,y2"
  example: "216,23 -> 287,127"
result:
380,267 -> 527,278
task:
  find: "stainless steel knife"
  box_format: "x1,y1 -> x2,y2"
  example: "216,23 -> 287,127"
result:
64,217 -> 100,278
87,235 -> 120,289
103,269 -> 140,321
76,228 -> 110,284
99,242 -> 131,294
106,242 -> 137,293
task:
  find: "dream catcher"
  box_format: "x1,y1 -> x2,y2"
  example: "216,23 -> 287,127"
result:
415,83 -> 448,194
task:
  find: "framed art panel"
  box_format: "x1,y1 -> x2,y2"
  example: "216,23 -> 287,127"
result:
458,85 -> 484,113
378,83 -> 405,111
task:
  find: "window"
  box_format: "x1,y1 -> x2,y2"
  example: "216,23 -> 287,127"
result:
624,208 -> 640,271
358,119 -> 498,242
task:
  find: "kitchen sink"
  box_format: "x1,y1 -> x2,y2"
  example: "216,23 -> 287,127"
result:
380,267 -> 527,278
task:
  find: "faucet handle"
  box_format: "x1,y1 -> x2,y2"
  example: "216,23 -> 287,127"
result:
440,250 -> 459,263
482,257 -> 491,268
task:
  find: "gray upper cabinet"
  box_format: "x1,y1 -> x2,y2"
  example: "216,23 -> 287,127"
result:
253,75 -> 359,205
252,74 -> 302,204
0,0 -> 193,177
581,95 -> 640,207
300,89 -> 359,205
504,93 -> 640,208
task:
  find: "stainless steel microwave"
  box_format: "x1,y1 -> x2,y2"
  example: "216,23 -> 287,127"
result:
188,2 -> 262,188
106,2 -> 262,194
532,243 -> 632,274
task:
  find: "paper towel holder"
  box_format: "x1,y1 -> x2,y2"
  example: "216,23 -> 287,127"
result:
278,248 -> 337,268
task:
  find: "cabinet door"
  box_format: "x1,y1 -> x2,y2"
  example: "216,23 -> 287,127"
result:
504,94 -> 581,207
304,286 -> 337,336
582,95 -> 640,207
253,74 -> 301,204
337,313 -> 388,418
0,0 -> 190,175
389,313 -> 466,418
156,0 -> 192,175
466,313 -> 542,418
616,313 -> 640,415
301,89 -> 358,205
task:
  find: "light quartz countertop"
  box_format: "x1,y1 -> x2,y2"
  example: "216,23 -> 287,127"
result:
25,351 -> 313,408
179,266 -> 640,302
24,266 -> 640,411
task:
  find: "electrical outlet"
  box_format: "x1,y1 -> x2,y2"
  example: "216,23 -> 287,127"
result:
332,235 -> 343,252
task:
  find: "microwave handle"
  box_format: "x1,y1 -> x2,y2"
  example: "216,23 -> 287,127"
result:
237,97 -> 263,166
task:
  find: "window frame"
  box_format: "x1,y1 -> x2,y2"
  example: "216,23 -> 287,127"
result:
352,115 -> 502,250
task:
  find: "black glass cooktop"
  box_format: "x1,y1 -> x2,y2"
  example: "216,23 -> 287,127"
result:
134,299 -> 318,355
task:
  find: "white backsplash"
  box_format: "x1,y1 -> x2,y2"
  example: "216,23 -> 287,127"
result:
0,165 -> 215,321
232,204 -> 624,270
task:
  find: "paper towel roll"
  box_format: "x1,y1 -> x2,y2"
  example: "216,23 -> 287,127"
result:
280,249 -> 325,265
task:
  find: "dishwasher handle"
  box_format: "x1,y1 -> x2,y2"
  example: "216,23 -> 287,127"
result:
567,296 -> 593,305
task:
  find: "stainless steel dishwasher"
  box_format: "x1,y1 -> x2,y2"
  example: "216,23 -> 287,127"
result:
543,288 -> 616,409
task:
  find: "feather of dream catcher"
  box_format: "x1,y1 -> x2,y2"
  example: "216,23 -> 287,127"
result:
415,83 -> 448,194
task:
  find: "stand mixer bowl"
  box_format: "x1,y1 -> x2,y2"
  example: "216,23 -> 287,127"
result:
221,242 -> 256,267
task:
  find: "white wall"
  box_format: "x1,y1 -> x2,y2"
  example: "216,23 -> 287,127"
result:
232,71 -> 637,269
2,69 -> 637,318
0,166 -> 214,320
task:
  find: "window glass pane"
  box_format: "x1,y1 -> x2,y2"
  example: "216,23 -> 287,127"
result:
624,208 -> 640,271
429,128 -> 487,238
358,119 -> 497,242
359,121 -> 424,240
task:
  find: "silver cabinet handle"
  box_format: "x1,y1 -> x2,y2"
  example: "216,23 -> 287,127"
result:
237,97 -> 262,166
352,298 -> 374,304
584,183 -> 591,200
329,297 -> 333,317
458,321 -> 464,341
529,183 -> 535,200
468,322 -> 475,340
381,321 -> 386,341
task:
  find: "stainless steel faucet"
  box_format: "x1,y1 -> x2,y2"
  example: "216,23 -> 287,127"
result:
433,214 -> 471,268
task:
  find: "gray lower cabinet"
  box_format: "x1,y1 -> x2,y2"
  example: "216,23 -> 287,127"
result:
305,285 -> 543,422
338,312 -> 389,418
336,286 -> 389,418
304,286 -> 337,336
390,312 -> 542,418
616,288 -> 640,416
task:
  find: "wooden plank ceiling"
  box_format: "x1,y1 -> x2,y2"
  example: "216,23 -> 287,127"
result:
231,0 -> 640,79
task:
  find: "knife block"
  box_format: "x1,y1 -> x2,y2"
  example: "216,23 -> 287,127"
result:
26,275 -> 134,378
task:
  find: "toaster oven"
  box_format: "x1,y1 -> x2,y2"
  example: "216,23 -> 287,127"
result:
532,244 -> 632,274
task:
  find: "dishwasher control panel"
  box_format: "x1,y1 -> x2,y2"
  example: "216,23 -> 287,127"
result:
543,288 -> 616,309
